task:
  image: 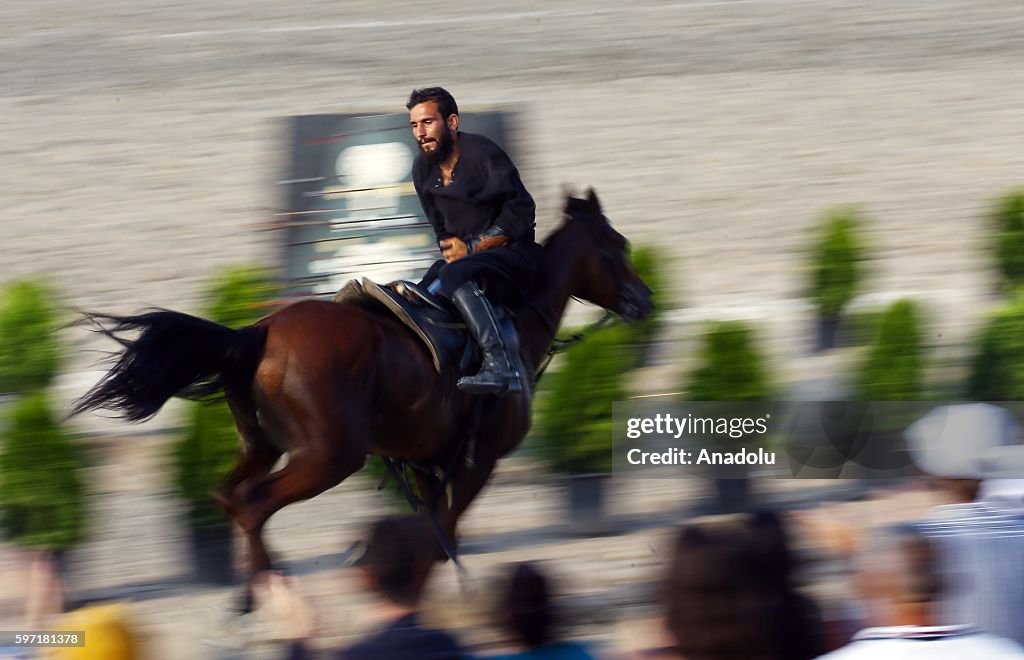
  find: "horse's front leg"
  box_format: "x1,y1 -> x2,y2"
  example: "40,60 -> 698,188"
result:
427,401 -> 530,561
415,435 -> 503,564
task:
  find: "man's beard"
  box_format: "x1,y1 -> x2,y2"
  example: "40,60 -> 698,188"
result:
420,126 -> 454,165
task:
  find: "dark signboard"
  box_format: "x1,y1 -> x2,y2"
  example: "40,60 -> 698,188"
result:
278,112 -> 515,298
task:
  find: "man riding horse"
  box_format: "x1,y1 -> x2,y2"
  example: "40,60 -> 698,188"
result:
408,87 -> 541,396
70,91 -> 654,604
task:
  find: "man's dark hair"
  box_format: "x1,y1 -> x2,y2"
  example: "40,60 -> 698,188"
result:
363,515 -> 436,606
406,87 -> 459,118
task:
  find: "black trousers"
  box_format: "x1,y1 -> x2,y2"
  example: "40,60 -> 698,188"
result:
420,243 -> 542,307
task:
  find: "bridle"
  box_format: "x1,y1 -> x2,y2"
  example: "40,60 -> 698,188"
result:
532,305 -> 618,385
528,210 -> 634,384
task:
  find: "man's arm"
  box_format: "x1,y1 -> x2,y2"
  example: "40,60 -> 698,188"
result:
479,146 -> 536,244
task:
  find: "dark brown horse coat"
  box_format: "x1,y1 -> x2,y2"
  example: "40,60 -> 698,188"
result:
73,190 -> 653,587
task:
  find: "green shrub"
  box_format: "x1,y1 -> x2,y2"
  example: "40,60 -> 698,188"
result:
968,294 -> 1024,400
0,393 -> 87,550
535,325 -> 636,474
172,401 -> 238,528
626,245 -> 669,346
205,266 -> 278,328
684,322 -> 772,493
171,266 -> 278,528
857,300 -> 924,400
687,321 -> 772,402
993,191 -> 1024,290
809,209 -> 865,319
0,280 -> 62,394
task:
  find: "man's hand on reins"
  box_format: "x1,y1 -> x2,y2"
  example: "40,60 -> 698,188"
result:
440,237 -> 469,263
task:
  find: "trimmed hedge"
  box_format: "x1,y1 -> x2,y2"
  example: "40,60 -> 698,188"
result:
0,280 -> 62,394
172,400 -> 240,528
992,192 -> 1024,291
205,266 -> 278,329
857,299 -> 924,400
809,209 -> 865,319
535,324 -> 636,474
684,322 -> 772,508
0,393 -> 87,550
687,321 -> 772,402
968,294 -> 1024,401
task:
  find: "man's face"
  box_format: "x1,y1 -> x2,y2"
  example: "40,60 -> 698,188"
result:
409,100 -> 456,164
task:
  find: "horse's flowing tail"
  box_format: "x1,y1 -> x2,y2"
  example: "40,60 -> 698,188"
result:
70,310 -> 268,422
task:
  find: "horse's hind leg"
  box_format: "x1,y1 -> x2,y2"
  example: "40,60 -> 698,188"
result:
210,408 -> 284,613
213,411 -> 283,521
234,414 -> 368,576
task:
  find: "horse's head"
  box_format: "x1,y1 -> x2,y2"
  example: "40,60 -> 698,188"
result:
556,189 -> 654,322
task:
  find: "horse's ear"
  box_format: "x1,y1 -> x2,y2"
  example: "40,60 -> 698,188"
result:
586,187 -> 602,213
563,185 -> 587,218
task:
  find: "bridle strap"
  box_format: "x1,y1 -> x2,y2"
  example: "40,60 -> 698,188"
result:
533,307 -> 618,386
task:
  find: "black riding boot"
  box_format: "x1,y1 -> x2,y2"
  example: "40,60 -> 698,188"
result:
452,282 -> 523,395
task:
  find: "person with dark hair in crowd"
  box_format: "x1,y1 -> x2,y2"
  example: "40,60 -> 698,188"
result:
635,514 -> 822,660
818,525 -> 1024,658
407,86 -> 542,397
747,510 -> 828,659
273,514 -> 470,659
485,562 -> 596,660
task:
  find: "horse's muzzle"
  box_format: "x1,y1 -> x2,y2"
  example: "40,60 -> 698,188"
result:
619,283 -> 654,322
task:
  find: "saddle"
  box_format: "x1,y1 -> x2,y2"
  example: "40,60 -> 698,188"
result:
334,277 -> 522,381
335,278 -> 531,532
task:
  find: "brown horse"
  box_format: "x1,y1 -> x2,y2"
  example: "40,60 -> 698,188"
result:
72,189 -> 652,591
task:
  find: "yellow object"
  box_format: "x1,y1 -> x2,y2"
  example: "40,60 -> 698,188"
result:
44,603 -> 137,660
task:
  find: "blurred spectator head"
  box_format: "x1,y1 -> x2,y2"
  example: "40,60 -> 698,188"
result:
747,509 -> 796,582
496,562 -> 557,649
905,404 -> 1022,501
361,515 -> 437,607
853,525 -> 940,617
663,514 -> 820,660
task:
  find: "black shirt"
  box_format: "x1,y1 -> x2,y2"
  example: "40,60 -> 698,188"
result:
285,612 -> 470,660
412,132 -> 536,246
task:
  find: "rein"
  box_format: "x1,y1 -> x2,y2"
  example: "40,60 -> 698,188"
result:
532,303 -> 618,385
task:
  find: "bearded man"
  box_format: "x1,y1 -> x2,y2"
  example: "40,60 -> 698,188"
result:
407,87 -> 542,396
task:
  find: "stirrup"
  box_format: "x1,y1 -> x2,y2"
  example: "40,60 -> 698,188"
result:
457,369 -> 523,396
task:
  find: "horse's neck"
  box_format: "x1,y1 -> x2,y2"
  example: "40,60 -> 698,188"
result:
517,238 -> 578,367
